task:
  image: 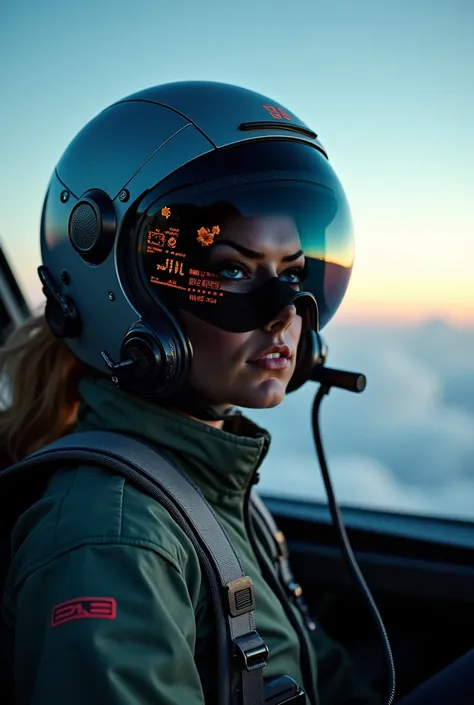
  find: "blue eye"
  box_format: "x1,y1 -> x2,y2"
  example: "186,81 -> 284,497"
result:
216,262 -> 304,285
279,269 -> 303,285
217,264 -> 247,280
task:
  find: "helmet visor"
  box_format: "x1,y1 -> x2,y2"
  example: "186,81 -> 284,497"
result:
135,142 -> 354,331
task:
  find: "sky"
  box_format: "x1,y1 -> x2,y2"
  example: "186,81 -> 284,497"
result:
252,320 -> 474,522
1,0 -> 473,326
0,0 -> 474,522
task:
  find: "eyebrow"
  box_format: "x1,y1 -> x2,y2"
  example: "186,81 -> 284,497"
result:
212,239 -> 304,263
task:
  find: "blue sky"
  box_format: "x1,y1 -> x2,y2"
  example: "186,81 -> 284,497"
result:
1,0 -> 473,323
2,0 -> 474,521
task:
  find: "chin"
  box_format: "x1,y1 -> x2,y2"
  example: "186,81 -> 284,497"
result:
230,379 -> 289,410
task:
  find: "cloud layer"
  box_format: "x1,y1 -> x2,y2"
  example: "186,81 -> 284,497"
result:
249,321 -> 474,521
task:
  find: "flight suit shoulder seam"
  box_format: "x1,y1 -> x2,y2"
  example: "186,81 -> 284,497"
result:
13,536 -> 183,588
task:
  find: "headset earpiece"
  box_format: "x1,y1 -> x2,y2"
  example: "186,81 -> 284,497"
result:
287,330 -> 327,393
101,320 -> 191,398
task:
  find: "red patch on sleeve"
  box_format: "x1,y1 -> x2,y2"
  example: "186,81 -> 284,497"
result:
51,597 -> 117,628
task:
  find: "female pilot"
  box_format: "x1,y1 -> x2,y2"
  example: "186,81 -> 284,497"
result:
1,81 -> 472,705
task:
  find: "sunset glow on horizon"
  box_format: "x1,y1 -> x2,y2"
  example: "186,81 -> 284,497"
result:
1,1 -> 472,331
14,245 -> 473,329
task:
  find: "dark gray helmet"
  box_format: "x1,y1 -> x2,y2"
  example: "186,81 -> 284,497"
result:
39,81 -> 353,407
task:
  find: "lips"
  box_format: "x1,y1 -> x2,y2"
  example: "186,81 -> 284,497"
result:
249,344 -> 291,363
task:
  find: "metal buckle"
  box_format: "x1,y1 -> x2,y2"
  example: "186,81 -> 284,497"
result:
264,675 -> 306,704
233,631 -> 269,672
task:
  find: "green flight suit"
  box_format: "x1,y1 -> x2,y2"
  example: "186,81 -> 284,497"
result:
2,377 -> 380,705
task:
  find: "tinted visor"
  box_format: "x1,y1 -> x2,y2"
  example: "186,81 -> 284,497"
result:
136,141 -> 354,331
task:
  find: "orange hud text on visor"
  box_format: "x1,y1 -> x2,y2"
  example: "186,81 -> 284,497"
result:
135,143 -> 354,333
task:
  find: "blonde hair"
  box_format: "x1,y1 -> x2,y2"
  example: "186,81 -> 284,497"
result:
0,314 -> 83,462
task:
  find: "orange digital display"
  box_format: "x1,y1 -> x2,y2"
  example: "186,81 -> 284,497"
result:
145,215 -> 223,305
187,268 -> 222,304
147,226 -> 181,253
156,258 -> 185,276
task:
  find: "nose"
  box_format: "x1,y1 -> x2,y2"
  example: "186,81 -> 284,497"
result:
263,304 -> 297,335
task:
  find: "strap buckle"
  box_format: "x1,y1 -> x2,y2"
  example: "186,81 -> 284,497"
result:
233,631 -> 269,672
226,576 -> 256,617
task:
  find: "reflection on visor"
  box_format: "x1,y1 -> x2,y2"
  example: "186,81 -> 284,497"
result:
137,151 -> 354,331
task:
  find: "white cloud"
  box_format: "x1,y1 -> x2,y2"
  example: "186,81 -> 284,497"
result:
442,371 -> 474,415
249,320 -> 474,522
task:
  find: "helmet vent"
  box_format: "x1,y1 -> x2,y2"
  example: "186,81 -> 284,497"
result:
239,121 -> 317,140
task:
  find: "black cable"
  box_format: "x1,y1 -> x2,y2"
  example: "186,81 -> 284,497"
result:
312,384 -> 396,705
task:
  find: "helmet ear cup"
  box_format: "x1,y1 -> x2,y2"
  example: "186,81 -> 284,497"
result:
287,330 -> 327,393
102,320 -> 191,398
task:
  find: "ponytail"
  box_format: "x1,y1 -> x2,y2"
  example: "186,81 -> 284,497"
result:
0,314 -> 82,462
